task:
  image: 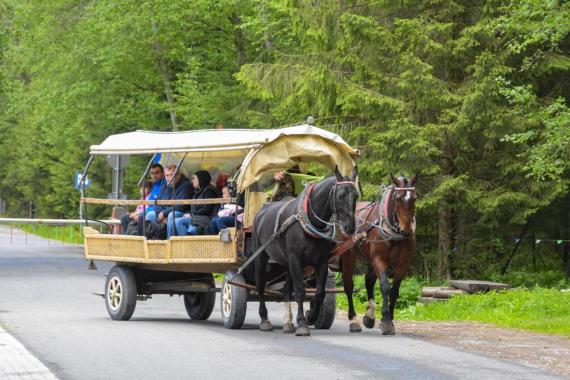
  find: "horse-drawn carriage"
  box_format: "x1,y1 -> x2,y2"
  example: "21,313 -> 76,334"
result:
80,124 -> 360,332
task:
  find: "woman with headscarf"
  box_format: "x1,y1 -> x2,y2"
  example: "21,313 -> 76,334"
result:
186,170 -> 218,235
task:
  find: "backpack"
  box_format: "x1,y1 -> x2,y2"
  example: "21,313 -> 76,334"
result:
125,220 -> 139,236
144,221 -> 167,240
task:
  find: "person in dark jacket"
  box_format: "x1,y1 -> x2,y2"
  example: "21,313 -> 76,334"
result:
159,165 -> 193,236
168,169 -> 218,236
187,170 -> 219,235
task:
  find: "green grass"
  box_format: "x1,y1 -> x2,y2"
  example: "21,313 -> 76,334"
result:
19,224 -> 84,244
398,288 -> 570,337
335,274 -> 570,338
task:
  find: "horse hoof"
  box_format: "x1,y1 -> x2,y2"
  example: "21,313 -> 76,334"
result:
260,320 -> 274,332
349,322 -> 362,333
380,321 -> 395,335
305,310 -> 316,326
295,326 -> 310,336
363,315 -> 376,329
283,323 -> 296,334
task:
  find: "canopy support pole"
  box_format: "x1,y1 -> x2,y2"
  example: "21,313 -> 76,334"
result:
138,154 -> 158,238
79,155 -> 95,226
170,153 -> 188,237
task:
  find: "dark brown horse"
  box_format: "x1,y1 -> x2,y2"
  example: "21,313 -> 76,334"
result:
340,174 -> 417,335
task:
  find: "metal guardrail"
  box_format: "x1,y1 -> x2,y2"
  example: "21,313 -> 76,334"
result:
0,218 -> 120,246
0,218 -> 120,225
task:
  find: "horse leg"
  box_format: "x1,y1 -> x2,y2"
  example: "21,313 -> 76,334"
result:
378,270 -> 394,335
289,257 -> 310,336
305,258 -> 328,326
255,252 -> 273,332
387,278 -> 402,335
342,253 -> 361,332
362,270 -> 377,329
282,271 -> 295,334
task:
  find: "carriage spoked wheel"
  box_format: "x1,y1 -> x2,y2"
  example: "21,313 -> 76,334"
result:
105,265 -> 137,321
183,273 -> 216,320
309,272 -> 337,330
221,270 -> 248,329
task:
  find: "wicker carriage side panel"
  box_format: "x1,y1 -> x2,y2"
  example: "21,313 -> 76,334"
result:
84,235 -> 147,262
169,236 -> 236,263
147,241 -> 169,262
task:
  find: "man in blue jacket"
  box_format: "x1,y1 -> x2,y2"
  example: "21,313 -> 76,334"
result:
144,163 -> 166,222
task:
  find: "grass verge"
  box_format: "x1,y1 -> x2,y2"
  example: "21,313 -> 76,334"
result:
335,274 -> 570,338
397,288 -> 570,338
19,224 -> 84,244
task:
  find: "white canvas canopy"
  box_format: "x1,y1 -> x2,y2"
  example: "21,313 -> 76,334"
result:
90,125 -> 359,191
89,125 -> 354,155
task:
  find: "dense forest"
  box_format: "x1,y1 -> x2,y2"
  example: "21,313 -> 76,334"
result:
0,0 -> 568,280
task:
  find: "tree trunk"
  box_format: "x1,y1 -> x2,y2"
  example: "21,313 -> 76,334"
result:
562,203 -> 570,278
151,21 -> 178,131
438,203 -> 452,280
230,13 -> 246,67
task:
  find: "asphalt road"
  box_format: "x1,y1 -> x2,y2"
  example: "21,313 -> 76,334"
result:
0,227 -> 561,380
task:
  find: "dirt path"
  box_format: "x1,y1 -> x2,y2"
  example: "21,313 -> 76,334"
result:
396,320 -> 570,379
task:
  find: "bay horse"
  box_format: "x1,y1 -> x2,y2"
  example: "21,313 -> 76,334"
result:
341,174 -> 417,335
253,166 -> 359,336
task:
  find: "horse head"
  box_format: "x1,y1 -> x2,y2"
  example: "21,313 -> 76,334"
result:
389,173 -> 418,235
334,166 -> 359,235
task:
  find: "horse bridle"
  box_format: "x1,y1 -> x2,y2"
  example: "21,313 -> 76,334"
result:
301,179 -> 357,242
355,184 -> 416,241
381,184 -> 416,240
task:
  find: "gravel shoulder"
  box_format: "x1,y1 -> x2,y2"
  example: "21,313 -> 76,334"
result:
396,320 -> 570,379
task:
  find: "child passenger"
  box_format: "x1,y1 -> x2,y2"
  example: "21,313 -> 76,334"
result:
210,185 -> 242,234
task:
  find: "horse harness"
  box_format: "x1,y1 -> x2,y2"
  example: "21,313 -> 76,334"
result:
236,179 -> 357,275
328,184 -> 416,263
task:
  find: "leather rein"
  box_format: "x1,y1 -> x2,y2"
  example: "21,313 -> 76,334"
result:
296,180 -> 357,243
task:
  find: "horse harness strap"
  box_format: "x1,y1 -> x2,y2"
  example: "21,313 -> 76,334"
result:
376,185 -> 416,241
297,183 -> 323,239
272,199 -> 298,259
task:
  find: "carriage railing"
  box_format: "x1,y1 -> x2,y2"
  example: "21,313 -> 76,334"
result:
80,197 -> 237,206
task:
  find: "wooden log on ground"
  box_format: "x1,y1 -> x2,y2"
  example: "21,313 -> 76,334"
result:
433,289 -> 468,299
449,280 -> 510,294
418,296 -> 448,304
421,287 -> 455,297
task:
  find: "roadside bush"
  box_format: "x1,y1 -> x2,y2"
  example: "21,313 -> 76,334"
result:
490,270 -> 570,289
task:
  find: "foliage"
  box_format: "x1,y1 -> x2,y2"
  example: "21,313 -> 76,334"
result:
490,270 -> 570,289
399,288 -> 570,338
0,0 -> 569,280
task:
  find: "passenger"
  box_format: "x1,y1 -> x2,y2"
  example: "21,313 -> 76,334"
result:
188,170 -> 219,235
168,170 -> 218,236
269,171 -> 296,201
144,163 -> 166,222
210,185 -> 242,235
215,172 -> 229,195
157,165 -> 193,237
120,182 -> 151,234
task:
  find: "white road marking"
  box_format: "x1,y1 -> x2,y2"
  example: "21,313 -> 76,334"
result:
0,326 -> 57,379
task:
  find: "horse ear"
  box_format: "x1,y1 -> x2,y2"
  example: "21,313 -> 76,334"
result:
410,173 -> 419,186
390,173 -> 398,185
350,165 -> 358,181
334,165 -> 343,181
